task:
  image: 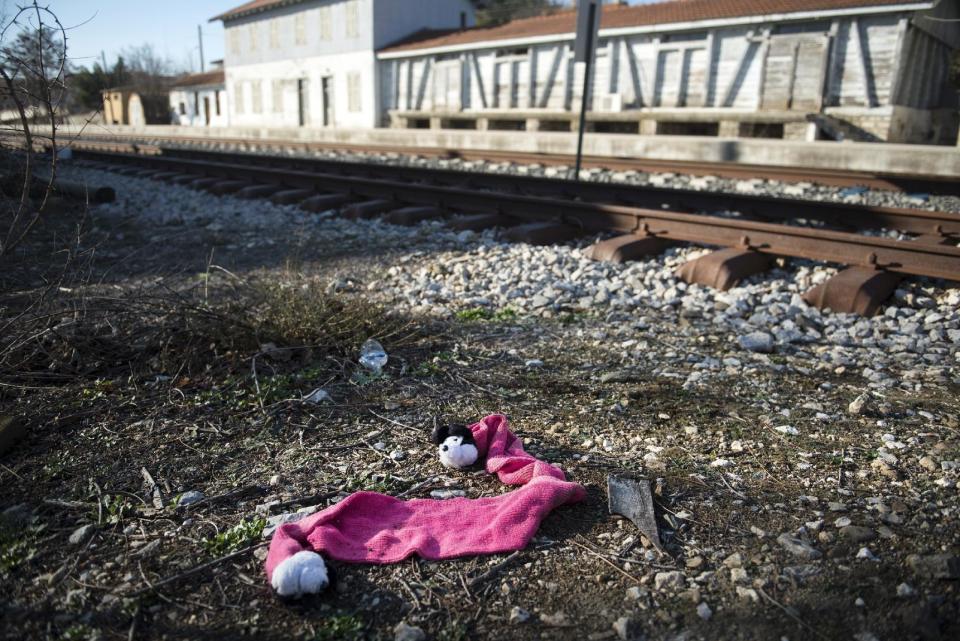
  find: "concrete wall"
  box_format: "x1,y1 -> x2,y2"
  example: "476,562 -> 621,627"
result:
169,87 -> 228,127
53,123 -> 960,178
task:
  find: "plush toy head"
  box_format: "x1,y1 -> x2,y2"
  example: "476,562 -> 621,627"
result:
431,423 -> 479,469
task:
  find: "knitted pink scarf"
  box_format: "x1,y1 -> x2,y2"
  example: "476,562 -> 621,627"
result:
265,414 -> 586,582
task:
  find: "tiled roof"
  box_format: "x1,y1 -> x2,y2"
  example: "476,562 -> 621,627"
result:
380,0 -> 929,53
171,69 -> 226,88
211,0 -> 305,22
212,0 -> 483,22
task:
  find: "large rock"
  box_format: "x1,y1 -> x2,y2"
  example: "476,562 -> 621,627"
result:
777,534 -> 822,560
68,524 -> 96,546
839,526 -> 877,543
654,570 -> 686,591
393,622 -> 426,641
906,554 -> 960,579
738,332 -> 774,353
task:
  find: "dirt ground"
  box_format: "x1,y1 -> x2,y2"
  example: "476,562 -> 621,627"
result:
2,194 -> 958,641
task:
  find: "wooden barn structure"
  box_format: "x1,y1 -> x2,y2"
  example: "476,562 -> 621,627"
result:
377,0 -> 960,144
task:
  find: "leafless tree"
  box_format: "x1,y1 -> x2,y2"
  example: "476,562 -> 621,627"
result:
0,0 -> 67,261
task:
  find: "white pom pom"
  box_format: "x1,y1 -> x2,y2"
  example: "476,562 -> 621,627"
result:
271,551 -> 329,597
438,437 -> 478,469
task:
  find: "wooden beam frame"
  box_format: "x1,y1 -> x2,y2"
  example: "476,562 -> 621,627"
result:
470,53 -> 488,109
537,44 -> 566,109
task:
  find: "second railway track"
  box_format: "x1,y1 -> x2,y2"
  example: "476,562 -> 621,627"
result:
35,131 -> 960,197
66,144 -> 960,316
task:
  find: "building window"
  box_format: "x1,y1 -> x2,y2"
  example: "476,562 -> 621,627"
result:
228,29 -> 240,56
272,79 -> 284,113
294,14 -> 306,45
319,6 -> 332,41
347,72 -> 361,112
249,24 -> 258,52
179,101 -> 186,115
215,90 -> 221,115
234,83 -> 244,115
345,0 -> 359,39
251,80 -> 263,114
270,19 -> 279,49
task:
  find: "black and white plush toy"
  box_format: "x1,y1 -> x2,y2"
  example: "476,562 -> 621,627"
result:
431,423 -> 479,469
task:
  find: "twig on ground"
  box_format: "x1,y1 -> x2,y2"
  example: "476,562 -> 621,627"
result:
368,409 -> 423,433
124,542 -> 267,598
467,550 -> 521,588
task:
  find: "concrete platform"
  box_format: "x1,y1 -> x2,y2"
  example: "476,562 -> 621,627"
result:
51,123 -> 960,179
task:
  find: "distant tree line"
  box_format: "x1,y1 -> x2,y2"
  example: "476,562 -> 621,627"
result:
476,0 -> 567,27
1,17 -> 181,116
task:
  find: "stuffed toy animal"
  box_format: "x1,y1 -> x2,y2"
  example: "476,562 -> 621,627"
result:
266,414 -> 586,598
430,423 -> 479,469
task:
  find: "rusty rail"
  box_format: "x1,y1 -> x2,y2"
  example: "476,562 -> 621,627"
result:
23,130 -> 960,196
75,144 -> 960,236
73,148 -> 960,282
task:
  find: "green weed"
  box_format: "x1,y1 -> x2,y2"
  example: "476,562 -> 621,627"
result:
202,517 -> 266,556
313,615 -> 364,641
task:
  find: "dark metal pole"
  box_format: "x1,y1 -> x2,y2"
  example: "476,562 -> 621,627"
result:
574,2 -> 597,182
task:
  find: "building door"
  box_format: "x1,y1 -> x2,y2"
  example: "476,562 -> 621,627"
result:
321,76 -> 333,126
203,96 -> 211,125
761,34 -> 829,110
298,78 -> 311,127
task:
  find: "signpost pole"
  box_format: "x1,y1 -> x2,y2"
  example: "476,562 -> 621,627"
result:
574,1 -> 600,181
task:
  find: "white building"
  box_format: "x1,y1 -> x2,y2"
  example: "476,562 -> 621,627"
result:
169,69 -> 228,127
212,0 -> 478,129
375,0 -> 959,144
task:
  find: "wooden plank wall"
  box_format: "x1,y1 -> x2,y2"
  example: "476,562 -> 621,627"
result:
383,12 -> 932,116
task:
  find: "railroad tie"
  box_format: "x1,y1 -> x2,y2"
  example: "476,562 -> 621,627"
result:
447,213 -> 513,232
234,184 -> 284,199
270,188 -> 316,205
804,233 -> 957,316
501,221 -> 581,246
586,234 -> 673,264
149,171 -> 182,182
208,180 -> 248,195
341,200 -> 397,220
188,177 -> 221,190
299,193 -> 354,212
383,206 -> 444,226
803,268 -> 903,317
676,247 -> 774,291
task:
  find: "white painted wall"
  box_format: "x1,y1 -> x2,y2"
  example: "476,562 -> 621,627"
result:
227,50 -> 377,128
169,86 -> 228,127
219,0 -> 475,128
379,11 -> 921,116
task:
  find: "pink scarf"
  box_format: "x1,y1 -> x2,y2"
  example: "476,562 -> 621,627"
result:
265,414 -> 586,582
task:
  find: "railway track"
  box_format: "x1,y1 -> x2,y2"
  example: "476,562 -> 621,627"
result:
67,145 -> 960,317
38,130 -> 960,196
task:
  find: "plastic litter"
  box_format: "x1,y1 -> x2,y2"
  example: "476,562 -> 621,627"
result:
358,338 -> 388,373
839,186 -> 868,198
303,388 -> 331,404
